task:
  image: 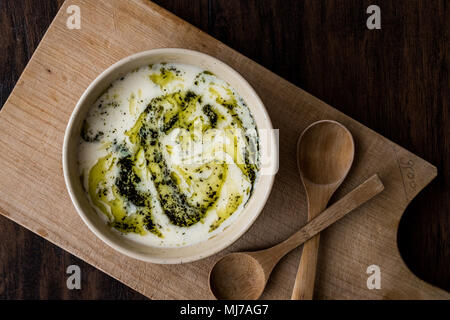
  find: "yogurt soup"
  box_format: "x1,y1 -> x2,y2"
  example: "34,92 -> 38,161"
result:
78,63 -> 260,247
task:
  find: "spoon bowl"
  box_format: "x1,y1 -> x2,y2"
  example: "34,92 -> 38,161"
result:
298,120 -> 354,185
209,253 -> 266,300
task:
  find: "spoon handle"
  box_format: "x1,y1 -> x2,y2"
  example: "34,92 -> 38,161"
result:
266,174 -> 384,273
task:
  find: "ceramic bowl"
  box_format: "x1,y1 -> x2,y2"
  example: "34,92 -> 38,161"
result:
63,48 -> 277,263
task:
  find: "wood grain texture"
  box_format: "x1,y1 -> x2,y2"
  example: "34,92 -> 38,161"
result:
0,0 -> 448,299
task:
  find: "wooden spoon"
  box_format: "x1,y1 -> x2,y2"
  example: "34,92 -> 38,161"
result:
209,174 -> 384,300
291,120 -> 355,299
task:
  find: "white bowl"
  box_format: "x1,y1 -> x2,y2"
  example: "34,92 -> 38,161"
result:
63,48 -> 276,264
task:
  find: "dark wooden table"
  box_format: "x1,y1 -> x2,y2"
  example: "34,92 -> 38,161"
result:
0,0 -> 448,299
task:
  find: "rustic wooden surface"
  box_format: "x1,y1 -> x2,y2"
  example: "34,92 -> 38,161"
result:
0,0 -> 448,299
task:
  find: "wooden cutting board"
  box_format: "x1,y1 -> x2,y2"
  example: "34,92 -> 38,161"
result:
0,0 -> 447,299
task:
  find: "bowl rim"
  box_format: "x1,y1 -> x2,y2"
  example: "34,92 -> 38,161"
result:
63,48 -> 277,264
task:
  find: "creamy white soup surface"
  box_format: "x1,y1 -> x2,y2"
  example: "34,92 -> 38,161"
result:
78,63 -> 260,247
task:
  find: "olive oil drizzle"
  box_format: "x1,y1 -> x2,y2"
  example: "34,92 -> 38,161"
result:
88,154 -> 161,236
126,91 -> 228,227
85,68 -> 259,237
